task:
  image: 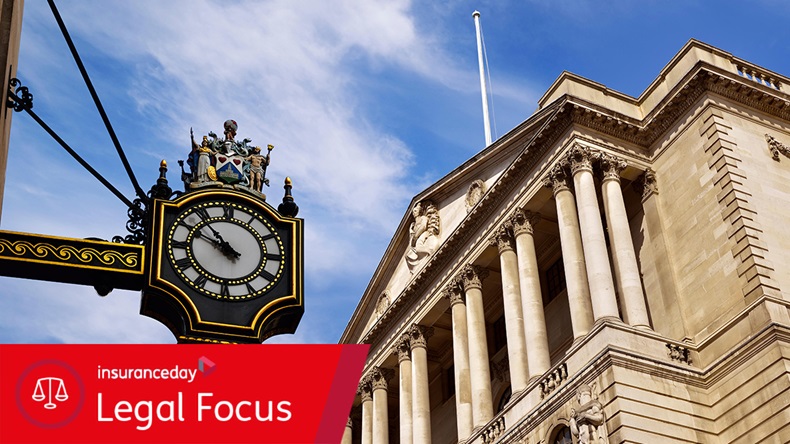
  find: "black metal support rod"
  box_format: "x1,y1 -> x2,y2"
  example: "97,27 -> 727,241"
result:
47,0 -> 147,203
16,95 -> 136,210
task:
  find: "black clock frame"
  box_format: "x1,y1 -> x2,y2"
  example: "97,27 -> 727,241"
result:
141,189 -> 304,343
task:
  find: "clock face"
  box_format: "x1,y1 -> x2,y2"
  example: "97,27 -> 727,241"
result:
166,201 -> 285,300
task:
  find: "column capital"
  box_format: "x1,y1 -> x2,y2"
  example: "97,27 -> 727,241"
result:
633,167 -> 658,201
394,334 -> 412,363
596,152 -> 627,183
511,208 -> 541,237
489,223 -> 515,253
370,367 -> 395,391
409,324 -> 434,350
459,264 -> 489,291
441,281 -> 466,307
543,162 -> 572,195
567,143 -> 594,175
357,376 -> 373,402
491,355 -> 510,382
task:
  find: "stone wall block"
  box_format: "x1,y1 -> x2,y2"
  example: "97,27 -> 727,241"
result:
713,165 -> 747,186
709,154 -> 741,172
722,204 -> 758,225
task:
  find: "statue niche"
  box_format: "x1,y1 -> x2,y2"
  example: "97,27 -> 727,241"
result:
405,200 -> 440,273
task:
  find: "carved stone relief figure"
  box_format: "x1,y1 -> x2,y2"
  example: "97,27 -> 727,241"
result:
569,383 -> 608,444
374,290 -> 390,319
465,179 -> 487,212
405,200 -> 441,273
766,133 -> 790,161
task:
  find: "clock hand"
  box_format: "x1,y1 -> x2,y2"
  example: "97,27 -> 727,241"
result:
195,230 -> 222,248
219,241 -> 241,259
198,226 -> 241,259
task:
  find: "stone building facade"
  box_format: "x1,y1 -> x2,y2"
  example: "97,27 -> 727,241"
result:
340,40 -> 790,443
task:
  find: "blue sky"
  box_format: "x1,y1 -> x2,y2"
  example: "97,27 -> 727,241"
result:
1,1 -> 789,344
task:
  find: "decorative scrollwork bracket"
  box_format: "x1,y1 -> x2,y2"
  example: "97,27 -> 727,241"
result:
7,78 -> 33,112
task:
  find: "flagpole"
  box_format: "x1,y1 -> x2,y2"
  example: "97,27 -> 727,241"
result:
473,10 -> 492,146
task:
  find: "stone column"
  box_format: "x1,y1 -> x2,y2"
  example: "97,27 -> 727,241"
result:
544,163 -> 594,339
342,417 -> 353,444
443,282 -> 473,440
371,367 -> 394,444
359,378 -> 373,444
395,337 -> 414,444
460,264 -> 494,427
511,209 -> 551,378
598,153 -> 650,329
410,324 -> 434,443
567,144 -> 619,322
634,169 -> 688,338
489,225 -> 530,392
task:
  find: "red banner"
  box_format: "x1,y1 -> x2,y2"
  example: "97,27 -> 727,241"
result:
0,344 -> 368,444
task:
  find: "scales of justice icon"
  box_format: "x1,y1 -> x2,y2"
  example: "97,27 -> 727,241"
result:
32,377 -> 68,409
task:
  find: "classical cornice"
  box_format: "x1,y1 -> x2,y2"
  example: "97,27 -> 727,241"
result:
351,55 -> 790,353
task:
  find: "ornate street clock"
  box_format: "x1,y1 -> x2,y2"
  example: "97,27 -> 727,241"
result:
0,117 -> 303,344
139,122 -> 304,344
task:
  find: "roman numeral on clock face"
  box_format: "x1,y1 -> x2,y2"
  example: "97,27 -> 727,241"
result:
194,207 -> 211,221
223,205 -> 234,220
194,274 -> 208,288
172,240 -> 189,249
175,257 -> 192,270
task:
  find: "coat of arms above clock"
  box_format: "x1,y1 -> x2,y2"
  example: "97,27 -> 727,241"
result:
181,120 -> 274,198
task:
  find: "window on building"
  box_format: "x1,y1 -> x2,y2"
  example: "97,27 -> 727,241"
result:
544,257 -> 567,305
552,425 -> 572,444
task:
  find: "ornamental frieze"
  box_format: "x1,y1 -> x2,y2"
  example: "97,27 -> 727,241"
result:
0,231 -> 144,294
0,238 -> 139,269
